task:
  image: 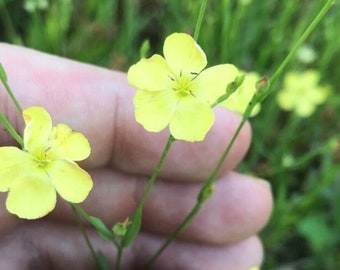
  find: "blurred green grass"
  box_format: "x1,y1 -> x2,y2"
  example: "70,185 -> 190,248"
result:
1,0 -> 340,269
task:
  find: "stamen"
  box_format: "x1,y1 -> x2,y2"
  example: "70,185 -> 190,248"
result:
190,71 -> 200,81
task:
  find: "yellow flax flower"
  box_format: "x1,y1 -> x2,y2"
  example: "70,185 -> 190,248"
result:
0,106 -> 93,219
128,32 -> 239,142
220,71 -> 261,117
277,70 -> 329,117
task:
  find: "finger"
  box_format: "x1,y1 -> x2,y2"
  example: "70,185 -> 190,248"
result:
0,222 -> 115,270
0,44 -> 251,181
136,233 -> 263,270
0,221 -> 263,270
50,170 -> 272,244
141,171 -> 273,244
0,166 -> 272,244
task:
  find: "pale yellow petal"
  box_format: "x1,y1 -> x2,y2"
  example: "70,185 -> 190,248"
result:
284,72 -> 299,88
222,92 -> 261,116
46,124 -> 91,161
277,91 -> 296,110
170,97 -> 214,142
23,106 -> 52,157
6,172 -> 56,219
163,33 -> 207,77
304,70 -> 320,85
309,86 -> 329,104
127,54 -> 172,91
134,90 -> 178,132
192,64 -> 239,104
221,71 -> 260,117
0,147 -> 34,191
295,100 -> 315,117
48,160 -> 93,203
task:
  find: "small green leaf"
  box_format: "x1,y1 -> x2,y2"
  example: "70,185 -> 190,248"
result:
121,207 -> 142,247
88,216 -> 115,241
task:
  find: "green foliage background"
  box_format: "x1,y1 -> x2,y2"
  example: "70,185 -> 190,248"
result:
1,0 -> 340,269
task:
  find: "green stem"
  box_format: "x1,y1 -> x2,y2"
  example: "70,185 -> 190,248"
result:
71,204 -> 99,267
143,202 -> 202,269
193,0 -> 208,41
0,64 -> 23,114
136,135 -> 176,210
72,203 -> 119,246
270,0 -> 335,86
0,111 -> 24,147
116,135 -> 175,269
115,247 -> 123,270
0,63 -> 24,146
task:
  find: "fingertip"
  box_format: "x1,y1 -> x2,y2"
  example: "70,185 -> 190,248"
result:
196,174 -> 273,244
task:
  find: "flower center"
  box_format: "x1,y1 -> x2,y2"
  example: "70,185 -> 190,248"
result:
31,147 -> 51,167
170,73 -> 195,98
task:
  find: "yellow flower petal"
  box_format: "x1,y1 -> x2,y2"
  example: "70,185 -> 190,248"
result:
163,33 -> 207,77
134,89 -> 179,132
296,100 -> 315,117
46,123 -> 91,161
127,54 -> 172,91
6,172 -> 56,219
192,64 -> 239,104
277,93 -> 293,110
309,86 -> 329,104
48,160 -> 93,203
303,70 -> 319,85
0,147 -> 34,191
170,97 -> 214,141
23,106 -> 52,157
221,71 -> 261,117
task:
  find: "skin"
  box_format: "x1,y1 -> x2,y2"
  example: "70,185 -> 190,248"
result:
0,43 -> 273,270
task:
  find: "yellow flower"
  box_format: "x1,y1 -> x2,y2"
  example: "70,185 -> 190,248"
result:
220,71 -> 261,117
0,106 -> 93,219
277,70 -> 329,117
127,32 -> 239,142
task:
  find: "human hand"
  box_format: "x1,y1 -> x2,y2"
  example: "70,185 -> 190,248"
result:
0,44 -> 272,270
